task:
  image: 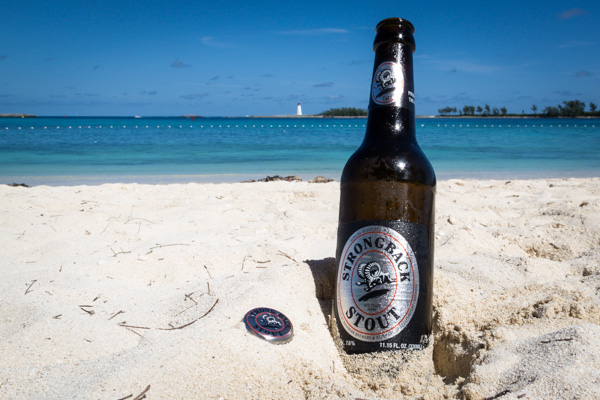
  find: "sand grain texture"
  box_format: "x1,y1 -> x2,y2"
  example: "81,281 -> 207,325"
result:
1,178 -> 599,399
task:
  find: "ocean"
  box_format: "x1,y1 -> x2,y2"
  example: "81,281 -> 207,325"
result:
1,116 -> 599,186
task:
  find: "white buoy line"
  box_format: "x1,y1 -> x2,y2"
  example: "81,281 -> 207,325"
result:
422,123 -> 596,128
3,123 -> 598,131
2,124 -> 371,130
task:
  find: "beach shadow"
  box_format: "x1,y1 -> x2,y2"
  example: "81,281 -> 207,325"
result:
304,257 -> 336,325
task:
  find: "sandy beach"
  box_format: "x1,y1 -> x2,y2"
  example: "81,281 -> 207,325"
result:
1,178 -> 599,399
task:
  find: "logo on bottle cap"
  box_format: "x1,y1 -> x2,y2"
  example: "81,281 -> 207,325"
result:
244,307 -> 293,344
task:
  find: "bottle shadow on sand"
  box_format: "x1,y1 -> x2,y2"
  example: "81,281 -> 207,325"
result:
304,257 -> 336,326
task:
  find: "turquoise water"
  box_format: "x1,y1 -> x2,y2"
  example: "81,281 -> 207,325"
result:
1,117 -> 599,185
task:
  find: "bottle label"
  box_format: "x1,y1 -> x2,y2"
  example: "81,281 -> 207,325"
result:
336,224 -> 419,342
371,61 -> 415,110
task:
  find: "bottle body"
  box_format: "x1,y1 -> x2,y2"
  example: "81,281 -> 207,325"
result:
333,18 -> 435,354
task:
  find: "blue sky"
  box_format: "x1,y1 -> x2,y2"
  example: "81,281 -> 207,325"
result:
1,0 -> 599,116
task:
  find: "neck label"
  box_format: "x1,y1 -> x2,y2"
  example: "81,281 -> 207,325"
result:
371,61 -> 414,111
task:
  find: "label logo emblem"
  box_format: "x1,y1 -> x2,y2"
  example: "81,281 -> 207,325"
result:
372,62 -> 403,105
336,225 -> 419,342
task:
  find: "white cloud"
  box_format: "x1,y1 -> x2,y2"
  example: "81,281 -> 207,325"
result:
171,59 -> 191,68
278,28 -> 348,35
314,82 -> 334,88
424,57 -> 501,75
200,36 -> 234,48
558,8 -> 588,20
180,93 -> 209,100
558,41 -> 595,48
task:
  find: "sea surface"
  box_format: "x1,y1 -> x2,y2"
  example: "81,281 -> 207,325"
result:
1,116 -> 599,186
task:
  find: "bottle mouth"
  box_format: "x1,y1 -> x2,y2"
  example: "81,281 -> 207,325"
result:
373,18 -> 416,53
375,18 -> 415,34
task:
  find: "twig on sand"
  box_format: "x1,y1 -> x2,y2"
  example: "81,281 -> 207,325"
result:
111,247 -> 131,257
125,216 -> 155,225
108,310 -> 125,320
185,292 -> 198,305
118,384 -> 151,400
203,264 -> 213,279
253,259 -> 271,269
118,324 -> 151,330
158,298 -> 219,331
146,242 -> 189,255
441,231 -> 457,247
174,304 -> 196,317
118,323 -> 150,338
100,220 -> 112,234
484,389 -> 511,400
541,337 -> 573,344
278,250 -> 298,263
133,385 -> 151,400
124,327 -> 144,338
79,305 -> 95,316
24,279 -> 37,295
199,298 -> 219,319
149,243 -> 190,250
159,318 -> 200,331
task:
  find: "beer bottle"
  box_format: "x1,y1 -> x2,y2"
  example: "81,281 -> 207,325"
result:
333,18 -> 435,354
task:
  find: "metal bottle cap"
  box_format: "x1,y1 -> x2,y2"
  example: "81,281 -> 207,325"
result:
244,307 -> 293,344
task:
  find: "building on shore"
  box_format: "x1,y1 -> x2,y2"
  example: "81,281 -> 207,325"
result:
297,103 -> 302,116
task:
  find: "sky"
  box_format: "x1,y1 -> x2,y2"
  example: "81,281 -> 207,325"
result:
1,0 -> 599,117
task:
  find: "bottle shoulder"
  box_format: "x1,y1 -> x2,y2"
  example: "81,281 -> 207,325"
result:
341,143 -> 436,188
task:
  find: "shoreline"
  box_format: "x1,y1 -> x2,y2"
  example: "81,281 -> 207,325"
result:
3,114 -> 600,119
3,168 -> 600,187
1,177 -> 599,399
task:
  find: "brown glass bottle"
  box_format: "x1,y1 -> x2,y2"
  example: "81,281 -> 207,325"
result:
333,18 -> 435,354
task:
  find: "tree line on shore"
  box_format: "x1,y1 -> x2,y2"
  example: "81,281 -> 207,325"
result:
438,100 -> 599,117
319,107 -> 368,117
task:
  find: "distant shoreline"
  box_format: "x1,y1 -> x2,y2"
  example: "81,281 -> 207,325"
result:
0,113 -> 37,118
2,113 -> 599,119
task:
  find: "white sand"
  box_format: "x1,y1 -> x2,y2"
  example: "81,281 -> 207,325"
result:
0,178 -> 598,399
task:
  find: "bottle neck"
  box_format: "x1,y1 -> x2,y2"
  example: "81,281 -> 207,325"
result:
364,34 -> 416,143
365,106 -> 416,143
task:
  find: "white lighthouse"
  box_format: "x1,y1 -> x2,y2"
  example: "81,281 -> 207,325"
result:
296,102 -> 302,116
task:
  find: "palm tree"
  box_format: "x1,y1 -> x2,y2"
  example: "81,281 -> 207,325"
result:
559,100 -> 585,117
